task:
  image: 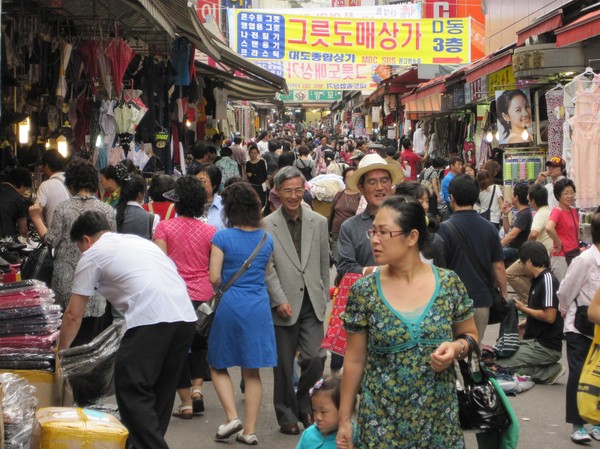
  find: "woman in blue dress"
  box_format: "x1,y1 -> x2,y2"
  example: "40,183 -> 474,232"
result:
208,181 -> 277,445
337,197 -> 478,449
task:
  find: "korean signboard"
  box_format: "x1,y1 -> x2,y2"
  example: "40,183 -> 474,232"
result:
228,11 -> 471,65
278,90 -> 343,102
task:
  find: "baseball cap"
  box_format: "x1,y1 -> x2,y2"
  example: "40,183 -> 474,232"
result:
546,156 -> 565,168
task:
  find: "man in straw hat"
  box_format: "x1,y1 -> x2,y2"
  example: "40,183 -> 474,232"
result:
336,153 -> 404,278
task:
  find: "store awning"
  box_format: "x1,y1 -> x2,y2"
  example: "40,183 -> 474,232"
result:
555,9 -> 600,48
138,0 -> 220,60
517,10 -> 563,46
195,61 -> 283,101
465,50 -> 513,84
400,76 -> 446,117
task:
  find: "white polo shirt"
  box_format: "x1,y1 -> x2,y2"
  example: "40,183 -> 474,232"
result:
36,173 -> 70,224
72,232 -> 196,330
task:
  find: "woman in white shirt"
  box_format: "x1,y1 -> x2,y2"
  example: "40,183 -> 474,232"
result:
476,169 -> 503,229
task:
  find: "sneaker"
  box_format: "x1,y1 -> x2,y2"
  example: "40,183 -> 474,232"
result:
571,427 -> 592,444
215,418 -> 243,441
547,365 -> 566,385
589,426 -> 600,441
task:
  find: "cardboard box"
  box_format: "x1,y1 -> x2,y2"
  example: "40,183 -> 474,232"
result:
0,370 -> 57,409
31,407 -> 128,449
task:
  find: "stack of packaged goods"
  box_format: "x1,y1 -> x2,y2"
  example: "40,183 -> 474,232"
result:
1,372 -> 38,449
0,280 -> 61,372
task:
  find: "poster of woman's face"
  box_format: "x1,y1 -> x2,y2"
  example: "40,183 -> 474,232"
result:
495,89 -> 534,145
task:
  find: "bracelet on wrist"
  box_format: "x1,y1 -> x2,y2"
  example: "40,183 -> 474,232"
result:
456,339 -> 466,359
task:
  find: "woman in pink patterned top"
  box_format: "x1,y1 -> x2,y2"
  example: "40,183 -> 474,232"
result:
154,175 -> 216,419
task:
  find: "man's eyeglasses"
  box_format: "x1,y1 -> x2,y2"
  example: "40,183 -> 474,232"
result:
366,229 -> 405,240
363,176 -> 392,188
280,188 -> 305,197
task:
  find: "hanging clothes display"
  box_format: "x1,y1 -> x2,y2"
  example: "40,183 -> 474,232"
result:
545,85 -> 566,158
565,68 -> 600,209
105,38 -> 135,98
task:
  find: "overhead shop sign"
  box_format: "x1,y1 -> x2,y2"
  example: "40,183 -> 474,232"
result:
229,11 -> 471,65
255,4 -> 421,19
278,90 -> 343,102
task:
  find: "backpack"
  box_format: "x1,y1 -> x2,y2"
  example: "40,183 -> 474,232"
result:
297,159 -> 313,180
420,167 -> 436,194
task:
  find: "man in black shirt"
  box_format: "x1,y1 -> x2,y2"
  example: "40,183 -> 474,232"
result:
0,167 -> 32,238
498,241 -> 565,384
501,182 -> 532,265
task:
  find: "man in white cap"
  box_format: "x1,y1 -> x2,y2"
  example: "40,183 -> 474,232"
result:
336,154 -> 404,278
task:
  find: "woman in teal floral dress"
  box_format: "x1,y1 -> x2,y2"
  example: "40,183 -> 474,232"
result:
337,197 -> 477,449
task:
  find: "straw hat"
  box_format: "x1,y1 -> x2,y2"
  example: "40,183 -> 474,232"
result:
346,153 -> 404,191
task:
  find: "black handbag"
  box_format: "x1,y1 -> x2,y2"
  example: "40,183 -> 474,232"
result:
574,298 -> 594,337
445,221 -> 508,324
20,243 -> 54,285
455,334 -> 511,431
195,232 -> 268,337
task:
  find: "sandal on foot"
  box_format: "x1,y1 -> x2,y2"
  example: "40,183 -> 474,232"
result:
236,431 -> 258,445
215,418 -> 243,441
172,405 -> 194,420
191,389 -> 205,414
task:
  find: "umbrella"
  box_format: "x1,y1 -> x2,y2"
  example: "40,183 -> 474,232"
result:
105,38 -> 135,98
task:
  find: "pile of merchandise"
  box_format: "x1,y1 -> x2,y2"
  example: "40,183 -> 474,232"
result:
1,372 -> 38,449
0,280 -> 61,371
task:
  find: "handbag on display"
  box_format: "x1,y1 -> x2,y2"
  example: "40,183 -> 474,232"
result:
20,243 -> 54,286
446,221 -> 508,324
455,334 -> 511,432
195,232 -> 267,337
577,325 -> 600,425
321,272 -> 363,356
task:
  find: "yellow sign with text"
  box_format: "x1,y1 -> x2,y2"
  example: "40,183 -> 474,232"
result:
229,11 -> 471,65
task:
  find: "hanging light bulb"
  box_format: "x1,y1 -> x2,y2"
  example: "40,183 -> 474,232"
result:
18,118 -> 30,145
521,129 -> 529,141
45,140 -> 51,150
485,131 -> 493,143
57,135 -> 68,158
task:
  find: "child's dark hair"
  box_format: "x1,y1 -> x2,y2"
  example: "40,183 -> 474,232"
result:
310,376 -> 341,409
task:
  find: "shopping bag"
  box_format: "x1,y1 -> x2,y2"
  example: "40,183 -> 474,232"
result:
577,325 -> 600,425
321,273 -> 362,356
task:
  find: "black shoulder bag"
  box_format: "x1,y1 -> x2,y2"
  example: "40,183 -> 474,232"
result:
195,232 -> 268,337
446,221 -> 508,324
455,334 -> 511,431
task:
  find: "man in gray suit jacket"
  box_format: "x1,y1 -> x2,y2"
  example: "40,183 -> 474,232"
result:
264,166 -> 330,436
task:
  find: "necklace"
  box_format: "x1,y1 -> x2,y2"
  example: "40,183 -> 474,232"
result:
344,191 -> 359,209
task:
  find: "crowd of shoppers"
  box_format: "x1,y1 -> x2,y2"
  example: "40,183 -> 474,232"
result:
3,127 -> 600,448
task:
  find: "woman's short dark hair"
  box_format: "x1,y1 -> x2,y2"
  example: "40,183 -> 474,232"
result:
248,144 -> 258,154
223,176 -> 244,189
553,177 -> 576,201
220,146 -> 233,157
395,181 -> 428,199
65,159 -> 99,192
221,182 -> 262,228
476,169 -> 493,191
298,145 -> 310,157
341,166 -> 355,184
198,164 -> 222,195
100,165 -> 118,182
277,152 -> 296,168
116,174 -> 147,227
380,196 -> 429,249
148,174 -> 176,202
191,143 -> 208,160
175,176 -> 206,218
528,183 -> 548,207
519,241 -> 550,268
70,210 -> 112,242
